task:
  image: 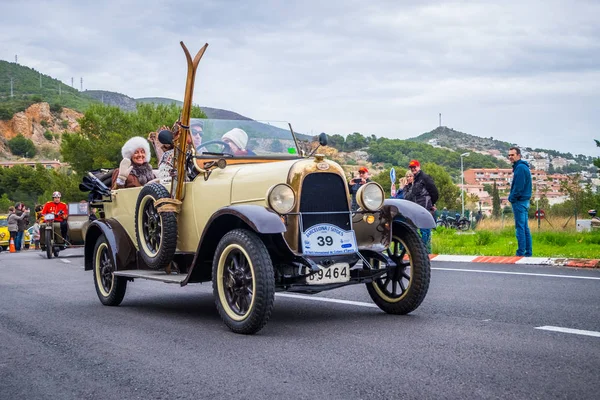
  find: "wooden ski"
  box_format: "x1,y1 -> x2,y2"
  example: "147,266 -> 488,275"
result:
172,41 -> 208,200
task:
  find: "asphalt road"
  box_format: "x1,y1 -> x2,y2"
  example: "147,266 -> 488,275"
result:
1,249 -> 599,400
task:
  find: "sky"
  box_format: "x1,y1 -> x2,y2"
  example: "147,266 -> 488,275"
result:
1,0 -> 599,156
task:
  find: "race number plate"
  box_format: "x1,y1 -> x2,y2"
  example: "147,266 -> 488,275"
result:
301,223 -> 357,256
307,263 -> 350,285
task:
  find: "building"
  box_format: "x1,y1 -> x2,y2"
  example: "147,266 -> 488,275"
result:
0,159 -> 67,170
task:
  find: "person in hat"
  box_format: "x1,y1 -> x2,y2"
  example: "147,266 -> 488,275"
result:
221,128 -> 254,156
405,159 -> 438,252
41,191 -> 69,245
112,136 -> 155,189
348,166 -> 371,211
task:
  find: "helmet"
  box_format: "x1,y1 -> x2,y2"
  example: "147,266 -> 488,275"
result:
52,191 -> 62,198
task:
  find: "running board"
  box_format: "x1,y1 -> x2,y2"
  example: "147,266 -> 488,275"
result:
113,270 -> 187,284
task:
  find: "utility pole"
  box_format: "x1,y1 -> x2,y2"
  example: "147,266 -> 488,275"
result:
40,72 -> 42,88
59,82 -> 62,96
10,78 -> 14,97
71,77 -> 74,87
439,113 -> 441,127
15,54 -> 17,63
80,77 -> 83,91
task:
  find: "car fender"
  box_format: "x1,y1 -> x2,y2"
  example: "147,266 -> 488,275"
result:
383,199 -> 436,229
84,218 -> 136,271
210,205 -> 287,234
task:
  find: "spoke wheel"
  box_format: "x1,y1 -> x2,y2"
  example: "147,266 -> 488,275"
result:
366,220 -> 430,314
135,183 -> 178,270
213,229 -> 274,334
93,234 -> 127,306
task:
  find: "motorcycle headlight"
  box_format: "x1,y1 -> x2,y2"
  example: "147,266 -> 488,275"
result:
356,182 -> 384,212
267,184 -> 296,214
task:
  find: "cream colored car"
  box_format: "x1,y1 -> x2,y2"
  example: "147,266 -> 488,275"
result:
82,118 -> 436,334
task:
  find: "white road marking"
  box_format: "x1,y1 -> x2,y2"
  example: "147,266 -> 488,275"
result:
60,259 -> 71,264
535,326 -> 600,338
276,293 -> 378,308
432,267 -> 600,280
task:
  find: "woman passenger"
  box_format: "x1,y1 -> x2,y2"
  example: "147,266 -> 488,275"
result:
112,136 -> 155,189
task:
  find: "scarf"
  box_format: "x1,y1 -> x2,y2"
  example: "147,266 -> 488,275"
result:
130,162 -> 155,185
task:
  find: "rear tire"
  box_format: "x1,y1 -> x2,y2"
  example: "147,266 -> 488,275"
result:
366,220 -> 430,314
212,229 -> 275,334
135,183 -> 178,270
93,234 -> 127,306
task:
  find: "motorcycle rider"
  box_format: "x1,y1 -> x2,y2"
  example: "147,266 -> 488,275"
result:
41,191 -> 69,245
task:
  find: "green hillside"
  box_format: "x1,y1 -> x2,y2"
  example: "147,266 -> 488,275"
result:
0,60 -> 99,119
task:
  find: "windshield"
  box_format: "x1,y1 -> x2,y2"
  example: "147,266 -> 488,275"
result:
189,118 -> 308,158
0,218 -> 6,227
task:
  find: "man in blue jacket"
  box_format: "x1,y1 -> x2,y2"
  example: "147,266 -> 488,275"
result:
508,146 -> 532,257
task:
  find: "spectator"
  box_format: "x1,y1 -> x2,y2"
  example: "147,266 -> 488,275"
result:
405,159 -> 439,253
391,170 -> 414,199
348,166 -> 371,211
508,146 -> 532,257
8,206 -> 30,251
32,219 -> 41,250
15,202 -> 29,251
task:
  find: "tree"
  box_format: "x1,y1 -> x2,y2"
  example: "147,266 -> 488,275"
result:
269,139 -> 284,152
8,134 -> 37,157
0,193 -> 12,213
492,180 -> 501,218
594,139 -> 600,169
344,132 -> 368,151
61,102 -> 206,175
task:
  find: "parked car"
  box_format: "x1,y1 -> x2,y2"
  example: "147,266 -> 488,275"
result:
81,44 -> 436,334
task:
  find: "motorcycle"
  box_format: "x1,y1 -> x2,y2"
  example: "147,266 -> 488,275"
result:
436,213 -> 470,231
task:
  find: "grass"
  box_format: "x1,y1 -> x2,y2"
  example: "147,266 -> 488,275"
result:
431,216 -> 600,258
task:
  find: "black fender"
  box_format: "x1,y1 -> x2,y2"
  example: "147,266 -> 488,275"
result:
383,199 -> 436,229
84,218 -> 136,271
209,205 -> 286,234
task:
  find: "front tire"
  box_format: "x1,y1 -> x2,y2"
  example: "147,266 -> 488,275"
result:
45,229 -> 53,259
212,229 -> 275,334
366,220 -> 430,314
93,234 -> 127,306
135,183 -> 178,270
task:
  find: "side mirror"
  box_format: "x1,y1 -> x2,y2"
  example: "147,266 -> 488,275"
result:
158,129 -> 173,145
318,132 -> 328,146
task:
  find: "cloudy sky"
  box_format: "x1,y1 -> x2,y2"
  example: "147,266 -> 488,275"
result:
1,0 -> 599,156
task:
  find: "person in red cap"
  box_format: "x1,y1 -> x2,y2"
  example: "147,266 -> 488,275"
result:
348,166 -> 371,211
405,160 -> 438,252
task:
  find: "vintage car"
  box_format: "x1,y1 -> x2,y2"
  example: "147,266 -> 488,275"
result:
81,43 -> 435,334
40,202 -> 91,258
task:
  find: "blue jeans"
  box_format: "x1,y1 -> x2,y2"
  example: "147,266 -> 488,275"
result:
16,231 -> 24,251
512,200 -> 532,257
419,228 -> 432,254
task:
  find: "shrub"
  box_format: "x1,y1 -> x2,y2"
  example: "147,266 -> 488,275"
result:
44,130 -> 54,140
31,95 -> 43,103
50,103 -> 63,113
8,134 -> 37,157
61,120 -> 69,129
40,120 -> 49,127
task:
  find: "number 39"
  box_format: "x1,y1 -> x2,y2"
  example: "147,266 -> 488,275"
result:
317,236 -> 333,246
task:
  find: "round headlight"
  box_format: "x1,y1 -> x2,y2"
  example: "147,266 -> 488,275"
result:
356,182 -> 384,212
267,184 -> 296,214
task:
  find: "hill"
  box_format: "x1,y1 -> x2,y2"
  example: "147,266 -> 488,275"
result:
0,60 -> 99,119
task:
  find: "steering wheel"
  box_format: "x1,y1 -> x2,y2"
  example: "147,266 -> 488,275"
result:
196,140 -> 233,156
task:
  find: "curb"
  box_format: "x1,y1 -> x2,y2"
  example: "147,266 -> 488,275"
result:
427,254 -> 600,268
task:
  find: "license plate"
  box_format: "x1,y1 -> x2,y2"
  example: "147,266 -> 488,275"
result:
306,263 -> 350,285
301,223 -> 357,256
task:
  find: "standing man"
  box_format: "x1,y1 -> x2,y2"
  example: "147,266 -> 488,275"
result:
15,203 -> 29,252
405,160 -> 439,252
508,146 -> 532,257
348,166 -> 371,211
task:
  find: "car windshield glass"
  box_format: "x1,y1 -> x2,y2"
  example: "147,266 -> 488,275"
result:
0,218 -> 7,227
190,118 -> 308,157
69,202 -> 89,215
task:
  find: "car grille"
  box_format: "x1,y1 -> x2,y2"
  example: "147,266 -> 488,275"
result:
299,173 -> 350,231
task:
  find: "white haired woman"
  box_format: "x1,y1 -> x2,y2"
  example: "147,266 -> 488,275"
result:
112,136 -> 155,189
